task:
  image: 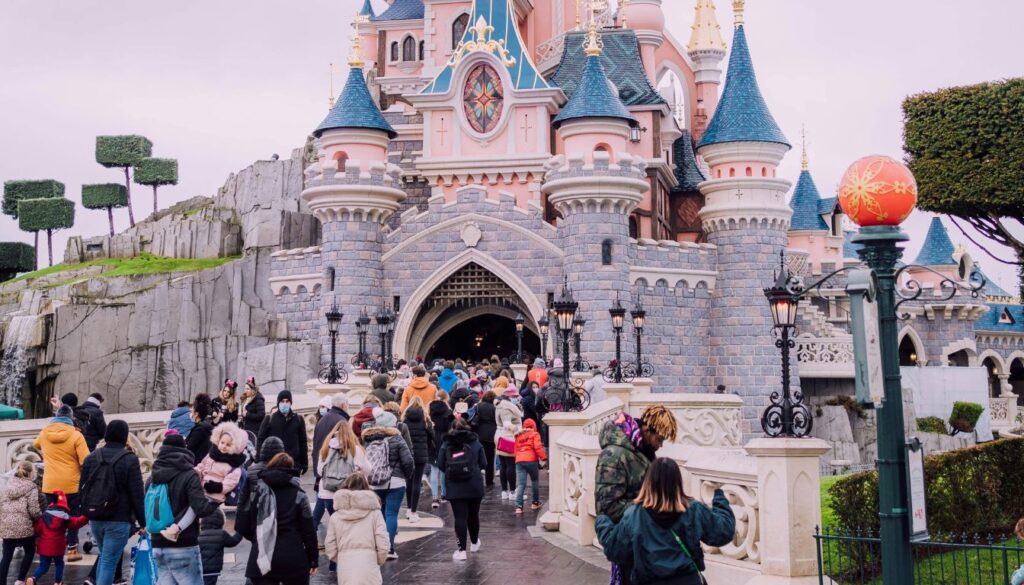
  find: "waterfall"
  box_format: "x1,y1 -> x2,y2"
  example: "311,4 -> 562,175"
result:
1,315 -> 38,407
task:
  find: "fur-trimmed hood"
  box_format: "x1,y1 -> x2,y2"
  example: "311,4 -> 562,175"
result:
332,489 -> 382,521
210,421 -> 248,455
361,426 -> 400,443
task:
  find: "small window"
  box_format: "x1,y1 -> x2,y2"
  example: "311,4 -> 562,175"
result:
745,167 -> 752,177
628,216 -> 639,239
393,295 -> 401,314
419,40 -> 425,61
761,167 -> 767,177
402,36 -> 417,61
601,239 -> 613,265
390,42 -> 399,62
453,14 -> 469,49
325,267 -> 336,292
1000,307 -> 1016,324
333,151 -> 348,172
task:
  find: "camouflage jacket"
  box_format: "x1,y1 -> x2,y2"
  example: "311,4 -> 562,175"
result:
595,421 -> 651,523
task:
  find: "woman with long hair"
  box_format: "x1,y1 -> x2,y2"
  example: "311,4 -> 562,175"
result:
239,377 -> 266,436
213,378 -> 239,424
315,420 -> 369,533
596,458 -> 735,585
401,396 -> 435,523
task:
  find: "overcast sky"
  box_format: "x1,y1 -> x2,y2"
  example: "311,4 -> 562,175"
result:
1,0 -> 1022,290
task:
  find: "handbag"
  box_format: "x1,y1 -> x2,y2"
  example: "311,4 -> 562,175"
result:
497,436 -> 516,454
671,529 -> 709,585
131,532 -> 159,585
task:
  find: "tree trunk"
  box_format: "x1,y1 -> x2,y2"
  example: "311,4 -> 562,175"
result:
124,166 -> 135,227
107,206 -> 115,237
153,185 -> 159,215
46,229 -> 53,267
33,230 -> 39,270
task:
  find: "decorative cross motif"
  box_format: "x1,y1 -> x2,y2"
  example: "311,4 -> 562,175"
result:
735,189 -> 744,201
437,116 -> 448,145
521,113 -> 534,143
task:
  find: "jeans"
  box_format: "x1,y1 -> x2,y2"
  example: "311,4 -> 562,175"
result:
498,455 -> 517,491
312,496 -> 335,532
154,545 -> 204,585
374,486 -> 405,551
92,520 -> 132,585
429,464 -> 446,499
449,497 -> 482,551
515,461 -> 541,507
32,555 -> 65,583
481,442 -> 496,486
47,491 -> 82,547
406,462 -> 426,512
0,536 -> 35,582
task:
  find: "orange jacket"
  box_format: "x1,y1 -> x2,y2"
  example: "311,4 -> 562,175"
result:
401,377 -> 438,412
527,368 -> 548,389
514,419 -> 547,463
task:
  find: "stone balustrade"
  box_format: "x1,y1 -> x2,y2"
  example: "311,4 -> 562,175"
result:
794,336 -> 855,378
989,394 -> 1019,435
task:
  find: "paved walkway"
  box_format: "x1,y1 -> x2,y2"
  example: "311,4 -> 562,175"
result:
5,471 -> 610,585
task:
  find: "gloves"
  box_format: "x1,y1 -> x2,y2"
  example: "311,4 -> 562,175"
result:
204,480 -> 224,494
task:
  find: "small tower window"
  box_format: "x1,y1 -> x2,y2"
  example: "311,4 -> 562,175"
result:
390,42 -> 399,62
402,36 -> 417,61
745,167 -> 752,177
453,14 -> 469,49
761,167 -> 767,177
333,151 -> 348,173
729,168 -> 736,177
1000,307 -> 1016,324
325,267 -> 336,292
601,239 -> 613,265
418,40 -> 425,61
628,216 -> 639,239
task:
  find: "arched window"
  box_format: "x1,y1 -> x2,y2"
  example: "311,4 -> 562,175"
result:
333,151 -> 348,173
628,216 -> 639,239
745,167 -> 752,177
729,168 -> 736,177
390,42 -> 399,62
419,40 -> 425,61
325,267 -> 336,292
453,14 -> 469,49
601,239 -> 613,265
402,36 -> 417,61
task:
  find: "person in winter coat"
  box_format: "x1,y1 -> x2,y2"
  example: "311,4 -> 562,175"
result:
32,403 -> 89,561
428,394 -> 454,507
383,401 -> 414,451
313,393 -> 351,486
494,396 -> 523,500
314,421 -> 369,544
195,422 -> 249,503
351,396 -> 381,438
527,358 -> 548,389
257,390 -> 309,475
0,461 -> 42,585
361,409 -> 415,560
596,458 -> 736,585
239,377 -> 267,436
400,366 -> 438,413
187,393 -> 217,463
436,419 -> 487,561
236,453 -> 318,585
584,365 -> 608,404
212,379 -> 240,424
401,397 -> 435,522
78,420 -> 146,585
514,418 -> 547,513
370,373 -> 396,405
147,433 -> 219,584
595,406 -> 679,585
78,393 -> 108,451
55,393 -> 93,446
473,391 -> 498,487
237,436 -> 284,511
198,508 -> 243,585
437,367 -> 458,393
29,489 -> 88,585
325,473 -> 389,585
167,400 -> 197,438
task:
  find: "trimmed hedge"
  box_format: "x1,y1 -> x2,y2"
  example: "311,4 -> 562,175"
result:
95,135 -> 152,168
17,198 -> 75,232
0,242 -> 36,272
949,401 -> 984,434
133,157 -> 178,186
3,179 -> 64,218
916,416 -> 948,434
81,183 -> 128,210
830,438 -> 1024,535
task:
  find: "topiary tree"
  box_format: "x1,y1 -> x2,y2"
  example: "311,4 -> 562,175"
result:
0,242 -> 36,281
18,198 -> 75,267
95,135 -> 152,227
134,157 -> 178,214
903,78 -> 1024,300
81,183 -> 128,237
3,180 -> 64,260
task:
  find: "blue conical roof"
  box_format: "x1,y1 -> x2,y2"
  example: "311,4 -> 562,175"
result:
913,217 -> 956,266
314,66 -> 396,139
553,53 -> 637,129
671,131 -> 705,192
698,26 -> 789,149
359,0 -> 375,18
789,170 -> 829,231
371,0 -> 423,21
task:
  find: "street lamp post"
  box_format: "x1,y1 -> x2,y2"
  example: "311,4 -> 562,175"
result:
761,262 -> 807,437
385,305 -> 396,371
630,297 -> 645,375
552,280 -> 578,408
357,309 -> 370,367
325,304 -> 343,384
538,315 -> 550,364
514,313 -> 525,364
609,296 -> 626,383
375,305 -> 391,372
572,316 -> 586,372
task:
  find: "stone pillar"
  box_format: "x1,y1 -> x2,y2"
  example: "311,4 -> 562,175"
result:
999,373 -> 1013,397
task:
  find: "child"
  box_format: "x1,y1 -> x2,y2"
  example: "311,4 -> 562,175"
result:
198,508 -> 243,585
324,473 -> 389,585
27,489 -> 88,585
1,461 -> 42,585
194,422 -> 248,503
1012,519 -> 1024,585
513,418 -> 547,514
167,400 -> 196,438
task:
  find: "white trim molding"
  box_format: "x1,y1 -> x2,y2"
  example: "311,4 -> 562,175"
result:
269,274 -> 322,297
630,266 -> 717,293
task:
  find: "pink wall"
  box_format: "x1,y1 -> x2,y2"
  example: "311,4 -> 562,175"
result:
788,232 -> 844,274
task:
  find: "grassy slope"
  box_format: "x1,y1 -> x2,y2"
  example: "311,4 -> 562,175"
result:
7,253 -> 239,286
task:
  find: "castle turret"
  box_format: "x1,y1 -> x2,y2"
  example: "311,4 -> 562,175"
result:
621,0 -> 665,83
907,216 -> 959,288
687,0 -> 727,139
544,27 -> 649,362
355,0 -> 379,70
696,2 -> 794,435
304,38 -> 406,364
787,137 -> 844,274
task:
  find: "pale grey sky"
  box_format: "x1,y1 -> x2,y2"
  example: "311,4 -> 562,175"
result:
1,0 -> 1022,289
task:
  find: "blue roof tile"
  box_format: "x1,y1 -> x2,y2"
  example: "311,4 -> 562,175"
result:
976,303 -> 1024,333
314,66 -> 396,139
698,26 -> 789,149
842,230 -> 862,259
553,52 -> 636,128
671,131 -> 705,192
359,0 -> 376,18
789,170 -> 829,231
371,0 -> 423,21
818,196 -> 838,215
549,30 -> 666,107
913,217 -> 956,266
977,267 -> 1013,298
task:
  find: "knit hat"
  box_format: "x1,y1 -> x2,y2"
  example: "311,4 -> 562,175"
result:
372,407 -> 397,429
277,390 -> 293,404
260,436 -> 285,462
163,434 -> 187,448
104,420 -> 129,444
318,396 -> 332,409
468,378 -> 480,388
50,489 -> 69,510
371,373 -> 390,390
502,387 -> 519,398
61,393 -> 79,407
56,404 -> 74,419
164,429 -> 180,437
534,358 -> 545,367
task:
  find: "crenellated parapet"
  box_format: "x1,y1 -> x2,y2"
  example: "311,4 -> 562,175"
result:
301,157 -> 406,225
542,151 -> 649,217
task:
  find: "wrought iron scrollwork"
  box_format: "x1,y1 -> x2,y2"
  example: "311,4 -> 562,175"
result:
760,333 -> 813,438
542,376 -> 591,413
623,360 -> 655,379
893,264 -> 986,320
318,363 -> 349,385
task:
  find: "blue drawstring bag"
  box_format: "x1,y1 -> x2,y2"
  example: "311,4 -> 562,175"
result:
132,532 -> 158,585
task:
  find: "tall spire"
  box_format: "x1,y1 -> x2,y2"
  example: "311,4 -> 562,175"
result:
688,0 -> 727,51
801,125 -> 809,170
585,1 -> 602,57
315,49 -> 396,139
358,0 -> 375,19
328,63 -> 335,109
733,0 -> 745,28
349,15 -> 365,68
914,217 -> 957,266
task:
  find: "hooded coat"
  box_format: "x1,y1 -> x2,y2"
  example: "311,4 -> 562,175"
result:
595,421 -> 653,523
436,429 -> 487,500
437,368 -> 458,392
351,405 -> 376,438
78,398 -> 107,451
240,390 -> 267,436
199,511 -> 243,578
402,405 -> 435,466
195,422 -> 249,502
147,444 -> 218,548
78,440 -> 146,525
370,374 -> 396,405
34,491 -> 89,556
33,418 -> 89,494
514,418 -> 547,464
360,426 -> 415,487
494,399 -> 523,456
236,467 -> 318,581
400,377 -> 438,412
428,400 -> 454,461
258,409 -> 308,474
0,475 -> 41,540
325,489 -> 390,585
167,406 -> 196,438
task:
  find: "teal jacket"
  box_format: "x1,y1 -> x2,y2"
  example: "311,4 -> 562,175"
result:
596,489 -> 735,584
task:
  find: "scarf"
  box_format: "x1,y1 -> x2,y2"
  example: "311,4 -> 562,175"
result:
252,480 -> 278,575
613,412 -> 642,449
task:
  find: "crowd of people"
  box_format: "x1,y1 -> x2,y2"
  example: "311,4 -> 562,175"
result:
0,354 -> 741,585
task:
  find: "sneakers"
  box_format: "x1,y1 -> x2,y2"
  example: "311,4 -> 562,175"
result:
83,579 -> 96,585
160,523 -> 182,543
515,506 -> 524,514
500,491 -> 510,500
531,501 -> 543,510
453,549 -> 467,562
65,546 -> 83,562
470,538 -> 481,553
432,499 -> 440,509
408,511 -> 420,523
387,550 -> 399,561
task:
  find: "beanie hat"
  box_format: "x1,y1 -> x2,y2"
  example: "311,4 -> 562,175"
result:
277,390 -> 293,404
50,489 -> 69,510
104,420 -> 129,444
61,393 -> 79,407
260,436 -> 285,462
163,434 -> 187,448
164,429 -> 180,437
371,373 -> 390,390
468,378 -> 480,388
534,358 -> 545,367
56,404 -> 74,419
318,396 -> 332,409
373,408 -> 397,429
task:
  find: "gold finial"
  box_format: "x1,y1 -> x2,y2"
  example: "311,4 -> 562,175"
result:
733,0 -> 745,28
585,0 -> 602,56
801,125 -> 808,171
348,15 -> 365,68
328,63 -> 335,109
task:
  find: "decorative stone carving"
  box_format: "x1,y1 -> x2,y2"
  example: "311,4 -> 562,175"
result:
678,407 -> 743,447
700,480 -> 760,563
460,222 -> 483,248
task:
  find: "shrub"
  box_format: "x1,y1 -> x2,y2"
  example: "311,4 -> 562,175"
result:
949,401 -> 984,434
0,242 -> 36,273
830,438 -> 1024,535
81,183 -> 128,210
95,135 -> 152,168
18,198 -> 75,232
825,395 -> 867,419
133,158 -> 179,186
916,416 -> 948,434
3,180 -> 64,218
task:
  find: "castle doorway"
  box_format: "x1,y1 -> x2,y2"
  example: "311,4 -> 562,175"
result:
424,313 -> 540,363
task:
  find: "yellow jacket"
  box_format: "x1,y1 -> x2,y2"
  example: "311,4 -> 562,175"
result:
33,420 -> 89,494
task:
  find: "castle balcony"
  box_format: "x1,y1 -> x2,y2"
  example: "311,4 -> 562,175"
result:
794,334 -> 855,379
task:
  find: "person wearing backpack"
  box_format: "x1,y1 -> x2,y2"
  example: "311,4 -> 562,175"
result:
315,420 -> 368,557
436,418 -> 487,562
32,403 -> 89,563
401,397 -> 434,523
194,422 -> 249,504
78,420 -> 145,585
360,408 -> 414,561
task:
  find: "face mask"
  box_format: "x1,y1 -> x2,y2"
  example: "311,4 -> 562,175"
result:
318,406 -> 328,416
279,402 -> 292,415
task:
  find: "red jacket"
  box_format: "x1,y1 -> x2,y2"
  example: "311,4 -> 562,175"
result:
515,419 -> 547,464
35,510 -> 88,556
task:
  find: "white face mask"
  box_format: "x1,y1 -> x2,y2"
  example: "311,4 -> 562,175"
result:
318,406 -> 328,416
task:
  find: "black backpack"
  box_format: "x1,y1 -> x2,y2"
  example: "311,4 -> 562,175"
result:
444,444 -> 475,482
82,449 -> 129,520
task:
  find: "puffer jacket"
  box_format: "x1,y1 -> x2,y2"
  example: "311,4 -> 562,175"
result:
239,391 -> 266,436
195,422 -> 249,502
78,398 -> 107,451
33,418 -> 89,494
595,420 -> 653,523
198,511 -> 243,578
436,429 -> 487,500
428,400 -> 454,461
400,377 -> 438,412
167,406 -> 196,438
402,405 -> 435,465
361,427 -> 415,486
474,398 -> 497,444
494,399 -> 523,455
148,444 -> 218,548
35,494 -> 89,556
325,489 -> 390,584
514,418 -> 547,464
0,475 -> 42,539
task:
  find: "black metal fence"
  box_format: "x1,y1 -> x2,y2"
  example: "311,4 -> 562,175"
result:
815,527 -> 1024,584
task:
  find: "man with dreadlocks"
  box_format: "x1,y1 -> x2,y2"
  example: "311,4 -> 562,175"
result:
596,404 -> 678,585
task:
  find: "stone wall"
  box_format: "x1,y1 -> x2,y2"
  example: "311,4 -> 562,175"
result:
269,246 -> 324,344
